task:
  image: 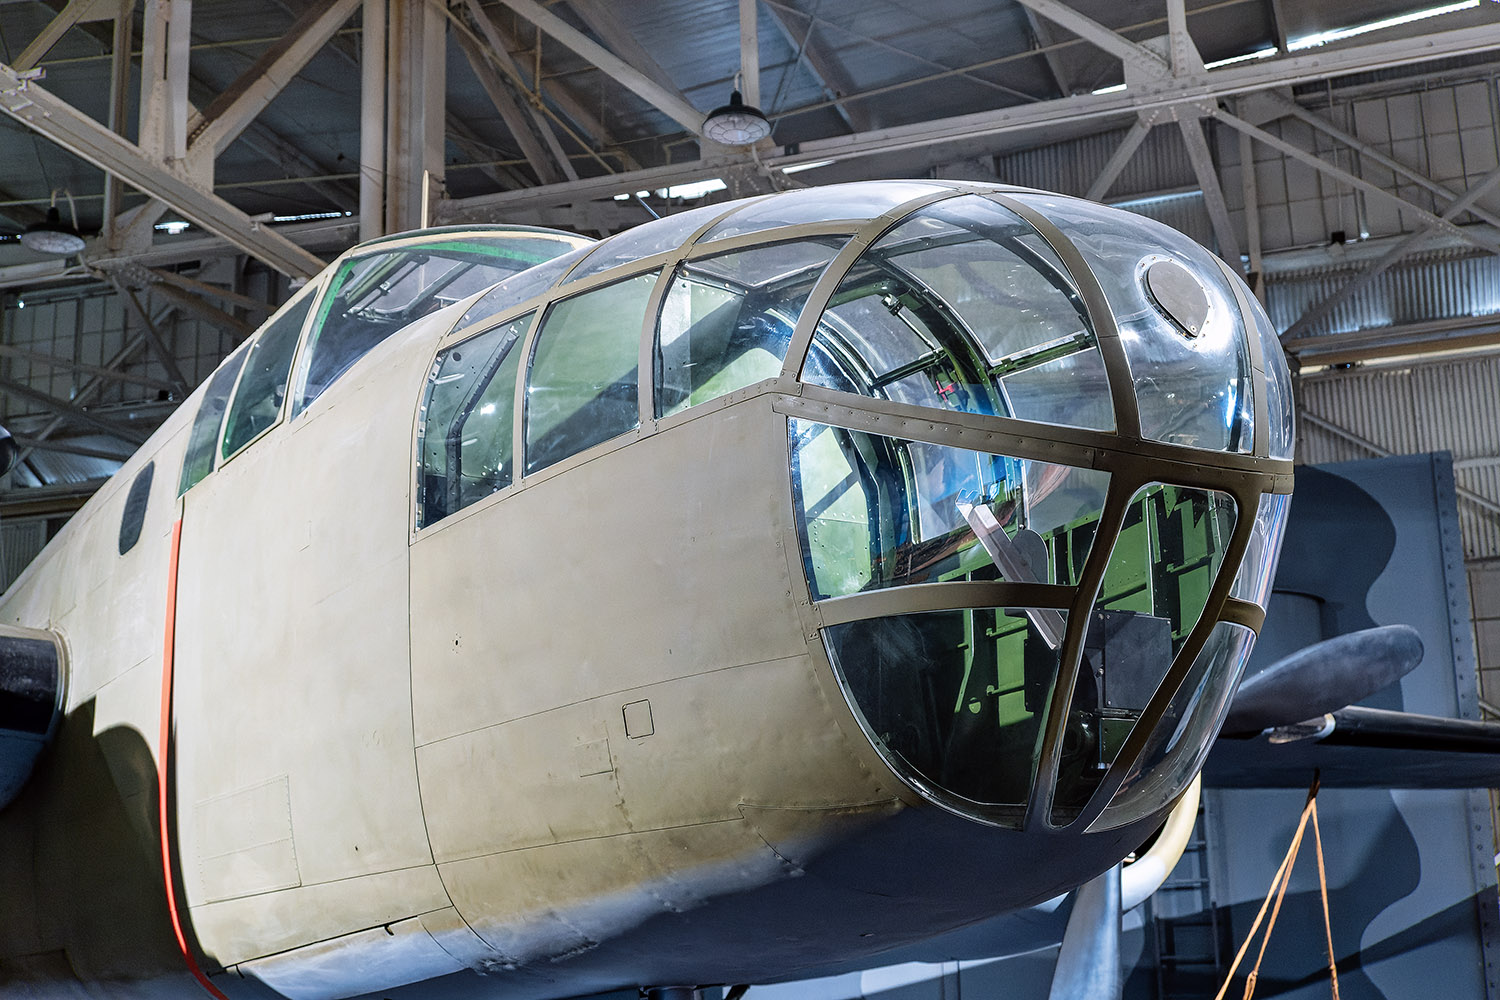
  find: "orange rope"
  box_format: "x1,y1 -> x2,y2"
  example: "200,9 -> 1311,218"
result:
1311,798 -> 1342,1000
1213,776 -> 1340,1000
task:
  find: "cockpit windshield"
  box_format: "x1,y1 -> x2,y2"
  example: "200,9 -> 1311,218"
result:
294,233 -> 584,414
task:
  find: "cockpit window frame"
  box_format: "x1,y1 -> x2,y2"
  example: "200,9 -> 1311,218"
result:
288,232 -> 591,421
217,278 -> 325,468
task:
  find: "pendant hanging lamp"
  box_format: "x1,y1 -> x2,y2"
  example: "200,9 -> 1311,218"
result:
702,90 -> 771,146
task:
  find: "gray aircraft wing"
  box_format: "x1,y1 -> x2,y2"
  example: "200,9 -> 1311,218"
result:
1206,706 -> 1500,788
1204,623 -> 1500,788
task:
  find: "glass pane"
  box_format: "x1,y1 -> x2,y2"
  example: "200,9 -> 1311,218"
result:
118,462 -> 154,556
789,419 -> 1110,601
1231,492 -> 1290,609
222,294 -> 315,458
179,343 -> 250,494
295,237 -> 576,414
1052,483 -> 1238,822
824,607 -> 1068,822
803,196 -> 1112,430
656,240 -> 842,416
1249,305 -> 1295,460
418,313 -> 534,528
454,246 -> 593,332
1089,622 -> 1256,831
700,181 -> 944,242
526,272 -> 658,475
1012,192 -> 1256,453
565,203 -> 738,283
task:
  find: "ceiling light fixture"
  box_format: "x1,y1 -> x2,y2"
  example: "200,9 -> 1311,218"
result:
20,190 -> 85,256
702,90 -> 771,146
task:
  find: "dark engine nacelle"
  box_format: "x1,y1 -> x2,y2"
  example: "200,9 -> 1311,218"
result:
0,626 -> 63,811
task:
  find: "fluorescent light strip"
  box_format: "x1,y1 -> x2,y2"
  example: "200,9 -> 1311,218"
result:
1204,46 -> 1279,69
658,178 -> 727,199
1287,0 -> 1478,51
1091,83 -> 1127,95
783,159 -> 836,174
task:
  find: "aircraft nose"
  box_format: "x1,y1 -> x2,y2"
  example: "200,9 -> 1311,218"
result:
779,188 -> 1292,834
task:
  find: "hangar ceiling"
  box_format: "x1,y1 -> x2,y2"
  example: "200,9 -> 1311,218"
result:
2,0 -> 1500,543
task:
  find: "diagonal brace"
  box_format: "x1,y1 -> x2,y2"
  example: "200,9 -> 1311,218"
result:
0,62 -> 325,278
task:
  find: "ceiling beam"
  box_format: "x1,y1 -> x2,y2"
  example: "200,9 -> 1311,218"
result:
1165,0 -> 1194,78
1011,0 -> 1168,76
13,0 -> 112,72
112,279 -> 193,393
0,377 -> 151,444
1214,107 -> 1500,256
1254,90 -> 1500,231
0,62 -> 326,278
454,1 -> 579,182
1266,0 -> 1289,53
1282,160 -> 1500,341
439,21 -> 1500,218
145,279 -> 256,341
0,345 -> 178,392
143,266 -> 273,314
491,0 -> 704,134
1085,118 -> 1151,201
1021,7 -> 1074,98
12,436 -> 136,461
451,18 -> 565,184
1239,126 -> 1264,299
565,0 -> 684,102
1285,314 -> 1500,368
190,0 -> 364,157
1177,117 -> 1240,264
763,1 -> 869,131
740,0 -> 760,109
473,6 -> 639,170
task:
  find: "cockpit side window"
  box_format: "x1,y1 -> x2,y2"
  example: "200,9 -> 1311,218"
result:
293,238 -> 576,415
654,239 -> 841,418
179,342 -> 250,494
417,312 -> 535,528
525,271 -> 658,475
221,294 -> 315,460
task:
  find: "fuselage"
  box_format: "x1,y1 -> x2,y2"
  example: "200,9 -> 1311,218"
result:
0,182 -> 1293,1000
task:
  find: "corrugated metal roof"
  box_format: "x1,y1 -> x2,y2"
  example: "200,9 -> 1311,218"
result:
0,519 -> 47,593
993,124 -> 1198,199
24,449 -> 122,487
1266,251 -> 1500,336
1299,351 -> 1500,559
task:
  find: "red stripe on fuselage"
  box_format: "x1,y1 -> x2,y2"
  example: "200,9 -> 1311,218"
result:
158,518 -> 232,1000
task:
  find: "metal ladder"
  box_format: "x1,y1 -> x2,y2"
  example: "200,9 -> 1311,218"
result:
1149,797 -> 1224,1000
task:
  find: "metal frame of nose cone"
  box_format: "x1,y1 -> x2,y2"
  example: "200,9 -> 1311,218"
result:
773,187 -> 1286,836
1221,624 -> 1425,734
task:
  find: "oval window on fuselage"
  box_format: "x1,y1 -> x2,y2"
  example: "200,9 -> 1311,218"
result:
118,461 -> 154,555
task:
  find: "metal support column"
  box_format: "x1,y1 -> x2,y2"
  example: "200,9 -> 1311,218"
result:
385,0 -> 445,233
360,0 -> 386,241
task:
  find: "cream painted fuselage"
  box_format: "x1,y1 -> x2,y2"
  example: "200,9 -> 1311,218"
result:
0,181 -> 1292,1000
0,299 -> 1151,1000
